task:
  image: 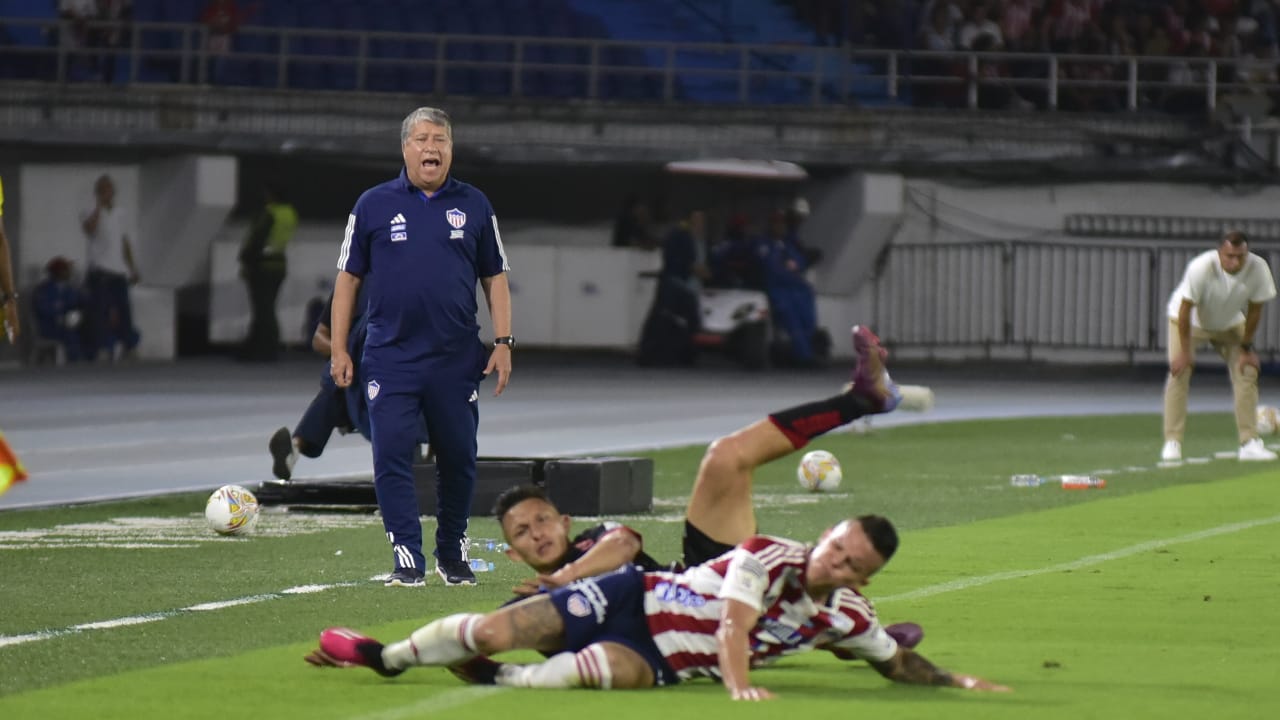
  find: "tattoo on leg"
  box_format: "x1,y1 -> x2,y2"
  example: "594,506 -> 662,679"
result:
503,597 -> 567,653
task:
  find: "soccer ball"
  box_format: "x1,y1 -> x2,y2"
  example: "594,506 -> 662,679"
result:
204,484 -> 260,536
1257,405 -> 1280,436
796,450 -> 842,492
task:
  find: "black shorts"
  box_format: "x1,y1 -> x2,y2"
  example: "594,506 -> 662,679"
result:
681,520 -> 736,568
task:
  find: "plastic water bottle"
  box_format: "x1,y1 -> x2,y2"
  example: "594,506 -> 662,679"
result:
1059,475 -> 1106,490
468,559 -> 495,572
469,538 -> 509,552
1010,474 -> 1047,487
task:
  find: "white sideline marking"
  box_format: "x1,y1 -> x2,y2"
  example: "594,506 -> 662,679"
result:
878,513 -> 1280,604
350,687 -> 506,720
0,582 -> 362,648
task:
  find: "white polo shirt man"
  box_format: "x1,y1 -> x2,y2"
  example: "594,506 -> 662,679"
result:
1163,232 -> 1277,462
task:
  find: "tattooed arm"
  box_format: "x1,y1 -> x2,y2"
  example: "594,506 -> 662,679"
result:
836,646 -> 1010,692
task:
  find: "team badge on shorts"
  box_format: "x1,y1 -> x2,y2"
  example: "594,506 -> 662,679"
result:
566,593 -> 592,618
445,208 -> 467,228
367,380 -> 380,400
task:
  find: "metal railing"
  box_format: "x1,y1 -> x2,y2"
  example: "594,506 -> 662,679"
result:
0,17 -> 1274,113
874,241 -> 1280,357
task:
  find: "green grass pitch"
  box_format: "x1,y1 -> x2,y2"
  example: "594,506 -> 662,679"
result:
1,412 -> 1278,719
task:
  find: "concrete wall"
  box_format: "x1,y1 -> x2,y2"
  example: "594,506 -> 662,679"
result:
14,157 -> 236,360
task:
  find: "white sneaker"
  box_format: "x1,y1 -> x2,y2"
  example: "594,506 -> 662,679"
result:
1238,438 -> 1277,461
1161,440 -> 1182,462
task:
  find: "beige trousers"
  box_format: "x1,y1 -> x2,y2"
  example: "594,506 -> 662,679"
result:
1163,318 -> 1258,444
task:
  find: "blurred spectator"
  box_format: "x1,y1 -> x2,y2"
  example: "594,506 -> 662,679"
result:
660,208 -> 710,293
958,1 -> 1004,50
920,1 -> 958,51
1249,0 -> 1278,52
32,256 -> 85,364
81,174 -> 141,362
708,213 -> 765,290
761,210 -> 818,366
1060,26 -> 1122,112
95,0 -> 132,83
237,184 -> 297,362
612,193 -> 659,249
784,197 -> 822,269
201,0 -> 257,83
202,0 -> 254,53
1163,0 -> 1194,54
1002,0 -> 1036,50
1107,11 -> 1137,55
972,33 -> 1025,109
636,209 -> 707,366
1163,45 -> 1212,114
918,1 -> 963,107
1053,0 -> 1095,45
58,0 -> 97,79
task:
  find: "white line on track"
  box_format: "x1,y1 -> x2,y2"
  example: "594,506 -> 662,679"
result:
3,514 -> 1278,654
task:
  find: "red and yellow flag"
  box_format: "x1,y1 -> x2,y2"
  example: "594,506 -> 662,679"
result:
1,429 -> 27,496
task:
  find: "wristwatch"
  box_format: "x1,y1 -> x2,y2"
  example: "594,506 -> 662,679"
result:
493,335 -> 515,348
1241,342 -> 1254,352
0,291 -> 16,305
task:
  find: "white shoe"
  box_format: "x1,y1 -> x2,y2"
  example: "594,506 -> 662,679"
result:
1238,438 -> 1277,461
1161,440 -> 1182,462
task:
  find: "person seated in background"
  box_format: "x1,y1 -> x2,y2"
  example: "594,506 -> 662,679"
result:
707,213 -> 765,290
761,210 -> 819,366
636,209 -> 709,366
611,193 -> 660,250
32,256 -> 85,363
784,197 -> 822,268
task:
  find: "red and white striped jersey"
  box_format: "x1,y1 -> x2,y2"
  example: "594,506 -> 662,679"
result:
642,534 -> 897,681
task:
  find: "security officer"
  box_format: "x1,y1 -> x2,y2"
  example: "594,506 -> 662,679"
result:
238,184 -> 298,362
330,107 -> 512,587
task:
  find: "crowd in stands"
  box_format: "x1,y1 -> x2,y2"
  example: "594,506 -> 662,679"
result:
3,0 -> 1275,112
792,0 -> 1280,112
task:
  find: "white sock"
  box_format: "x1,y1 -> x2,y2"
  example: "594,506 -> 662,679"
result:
383,613 -> 482,669
496,646 -> 613,689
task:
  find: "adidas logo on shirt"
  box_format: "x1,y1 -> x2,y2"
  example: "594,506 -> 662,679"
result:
390,213 -> 407,242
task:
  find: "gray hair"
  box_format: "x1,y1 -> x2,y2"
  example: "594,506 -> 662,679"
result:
400,107 -> 453,145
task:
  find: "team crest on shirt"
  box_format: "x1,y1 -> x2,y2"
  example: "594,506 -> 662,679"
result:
565,593 -> 592,618
367,380 -> 380,400
445,208 -> 467,228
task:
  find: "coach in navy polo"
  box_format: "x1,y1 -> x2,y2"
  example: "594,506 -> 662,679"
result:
329,106 -> 512,587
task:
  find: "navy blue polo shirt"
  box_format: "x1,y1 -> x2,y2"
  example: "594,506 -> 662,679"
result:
337,169 -> 509,369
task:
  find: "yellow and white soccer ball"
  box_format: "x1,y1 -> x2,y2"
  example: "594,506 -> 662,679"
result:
1257,405 -> 1280,436
797,450 -> 843,492
204,484 -> 260,536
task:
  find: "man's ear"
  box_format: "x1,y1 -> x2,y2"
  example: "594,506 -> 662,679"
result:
504,546 -> 521,562
561,514 -> 572,533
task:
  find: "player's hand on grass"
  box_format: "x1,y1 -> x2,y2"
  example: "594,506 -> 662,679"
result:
954,674 -> 1011,692
729,686 -> 775,701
